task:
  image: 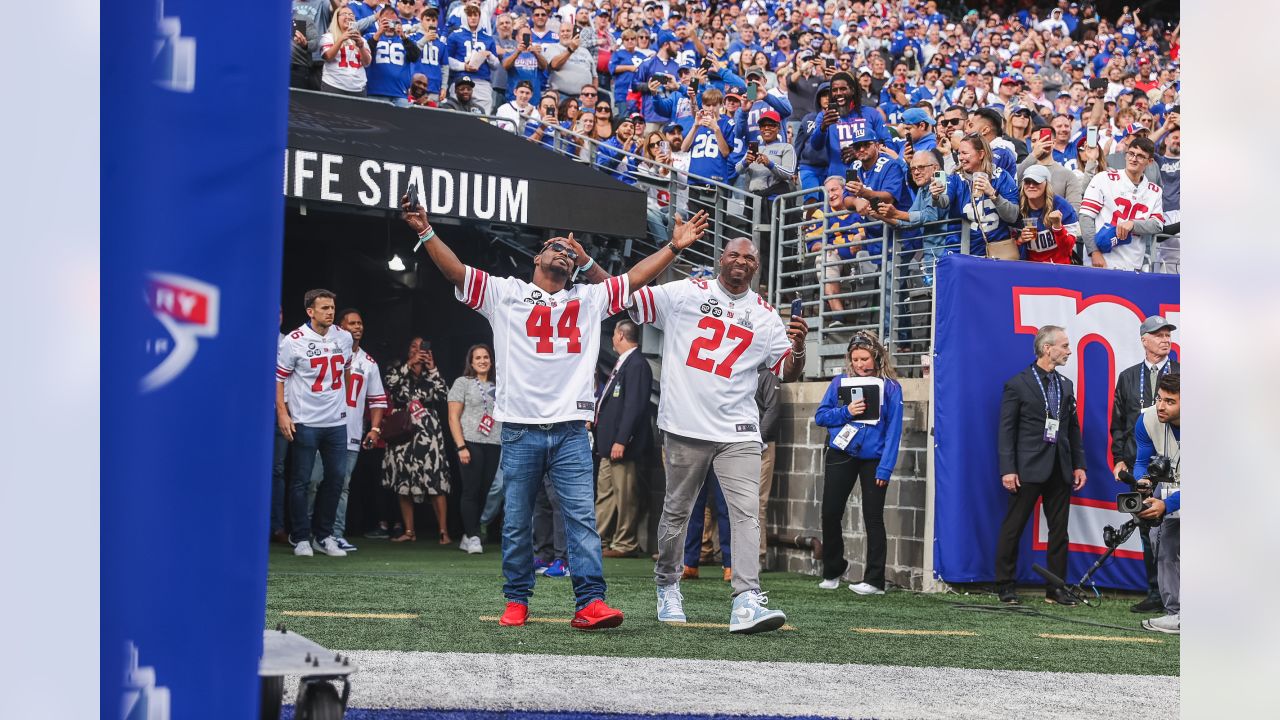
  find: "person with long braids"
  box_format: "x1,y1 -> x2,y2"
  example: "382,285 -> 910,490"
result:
807,71 -> 889,179
813,330 -> 904,595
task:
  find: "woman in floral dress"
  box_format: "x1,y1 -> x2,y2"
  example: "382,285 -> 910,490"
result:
382,336 -> 452,543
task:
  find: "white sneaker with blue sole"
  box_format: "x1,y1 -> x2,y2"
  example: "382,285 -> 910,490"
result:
729,590 -> 786,634
657,583 -> 687,623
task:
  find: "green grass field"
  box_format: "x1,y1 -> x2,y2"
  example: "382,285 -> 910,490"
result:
266,540 -> 1178,676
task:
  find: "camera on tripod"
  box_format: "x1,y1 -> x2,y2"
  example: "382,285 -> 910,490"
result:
1115,455 -> 1173,516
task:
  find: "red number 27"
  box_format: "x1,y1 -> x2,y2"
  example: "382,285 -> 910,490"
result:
525,300 -> 582,354
685,317 -> 754,378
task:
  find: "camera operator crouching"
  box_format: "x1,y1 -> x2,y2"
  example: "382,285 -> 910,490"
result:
1134,373 -> 1181,634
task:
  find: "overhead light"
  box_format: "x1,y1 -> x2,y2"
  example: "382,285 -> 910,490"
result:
387,254 -> 406,271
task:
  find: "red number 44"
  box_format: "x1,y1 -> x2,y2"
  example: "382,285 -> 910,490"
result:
686,317 -> 754,378
525,300 -> 582,354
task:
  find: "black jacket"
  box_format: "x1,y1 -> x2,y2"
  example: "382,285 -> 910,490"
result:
998,364 -> 1085,483
1110,359 -> 1180,468
593,350 -> 653,460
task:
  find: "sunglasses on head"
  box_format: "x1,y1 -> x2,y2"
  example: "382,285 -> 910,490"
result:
542,242 -> 579,260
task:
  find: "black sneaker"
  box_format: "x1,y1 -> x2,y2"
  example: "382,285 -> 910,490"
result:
1130,596 -> 1165,614
1045,589 -> 1079,607
997,585 -> 1019,604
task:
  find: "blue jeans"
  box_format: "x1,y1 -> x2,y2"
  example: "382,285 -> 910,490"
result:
684,469 -> 732,569
289,423 -> 347,544
308,449 -> 358,538
499,422 -> 606,609
271,423 -> 290,533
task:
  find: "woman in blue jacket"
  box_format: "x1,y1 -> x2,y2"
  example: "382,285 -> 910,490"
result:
814,330 -> 904,595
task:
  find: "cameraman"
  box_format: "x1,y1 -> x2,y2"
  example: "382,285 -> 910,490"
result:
1133,373 -> 1180,635
1110,315 -> 1179,613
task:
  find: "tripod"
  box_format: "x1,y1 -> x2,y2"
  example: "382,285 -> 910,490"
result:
1033,517 -> 1148,606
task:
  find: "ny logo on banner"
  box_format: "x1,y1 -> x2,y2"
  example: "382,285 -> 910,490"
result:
142,273 -> 220,393
154,0 -> 197,92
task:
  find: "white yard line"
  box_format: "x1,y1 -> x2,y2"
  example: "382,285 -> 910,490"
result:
283,650 -> 1179,719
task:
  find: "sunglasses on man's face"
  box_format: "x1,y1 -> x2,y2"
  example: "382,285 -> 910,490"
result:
596,106 -> 611,113
940,117 -> 963,127
580,91 -> 597,97
542,242 -> 579,261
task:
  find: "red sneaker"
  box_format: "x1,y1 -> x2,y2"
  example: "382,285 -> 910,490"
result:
571,599 -> 624,630
499,601 -> 528,627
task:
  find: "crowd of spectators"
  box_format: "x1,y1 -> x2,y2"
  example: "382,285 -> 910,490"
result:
293,0 -> 1181,269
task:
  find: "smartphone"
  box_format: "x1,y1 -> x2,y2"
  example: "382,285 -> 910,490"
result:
844,167 -> 859,182
1038,127 -> 1053,142
701,57 -> 714,71
904,137 -> 914,151
1088,77 -> 1107,92
659,141 -> 671,154
824,58 -> 834,71
293,19 -> 307,37
790,296 -> 804,318
747,82 -> 759,102
691,78 -> 700,96
748,140 -> 759,154
1086,126 -> 1098,147
404,178 -> 420,209
521,34 -> 531,49
933,170 -> 946,186
422,341 -> 432,351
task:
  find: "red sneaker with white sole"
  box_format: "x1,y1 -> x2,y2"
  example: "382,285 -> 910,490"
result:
499,601 -> 528,626
571,599 -> 624,630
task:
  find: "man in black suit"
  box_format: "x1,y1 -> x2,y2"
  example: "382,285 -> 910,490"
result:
594,320 -> 654,558
1110,315 -> 1179,613
995,325 -> 1087,605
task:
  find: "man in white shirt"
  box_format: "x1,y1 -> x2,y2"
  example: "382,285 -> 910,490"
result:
276,289 -> 354,558
630,237 -> 809,633
399,190 -> 709,630
494,80 -> 541,133
306,309 -> 387,552
1079,136 -> 1165,271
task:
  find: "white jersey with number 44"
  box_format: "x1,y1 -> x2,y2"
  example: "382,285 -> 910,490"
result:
456,266 -> 630,424
630,277 -> 791,443
276,324 -> 354,427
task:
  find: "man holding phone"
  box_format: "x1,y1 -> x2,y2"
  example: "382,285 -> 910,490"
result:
739,68 -> 794,143
633,30 -> 684,132
1016,123 -> 1083,207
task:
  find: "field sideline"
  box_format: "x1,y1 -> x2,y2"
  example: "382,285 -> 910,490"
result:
267,540 -> 1178,718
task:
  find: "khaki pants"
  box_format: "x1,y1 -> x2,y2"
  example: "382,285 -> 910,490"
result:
596,457 -> 640,553
759,441 -> 776,556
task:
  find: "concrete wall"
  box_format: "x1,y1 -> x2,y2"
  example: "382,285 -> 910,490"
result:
765,379 -> 931,591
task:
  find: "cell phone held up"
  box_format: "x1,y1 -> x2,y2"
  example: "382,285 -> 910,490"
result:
404,178 -> 420,211
790,296 -> 804,319
1086,126 -> 1099,147
844,167 -> 859,183
747,82 -> 759,102
748,139 -> 759,154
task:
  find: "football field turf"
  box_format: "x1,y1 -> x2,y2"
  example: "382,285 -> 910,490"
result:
266,539 -> 1178,676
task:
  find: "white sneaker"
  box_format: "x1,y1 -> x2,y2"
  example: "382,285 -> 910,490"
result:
293,539 -> 313,557
818,578 -> 841,590
849,582 -> 885,595
466,536 -> 483,555
313,536 -> 348,557
458,535 -> 473,552
1142,613 -> 1180,634
729,590 -> 786,634
657,583 -> 687,623
335,537 -> 357,552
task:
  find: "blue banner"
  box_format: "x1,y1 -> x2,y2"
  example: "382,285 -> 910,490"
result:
102,2 -> 289,717
932,256 -> 1180,590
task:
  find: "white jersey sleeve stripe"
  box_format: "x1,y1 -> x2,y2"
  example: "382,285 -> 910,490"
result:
1079,199 -> 1103,215
770,348 -> 791,377
606,276 -> 626,315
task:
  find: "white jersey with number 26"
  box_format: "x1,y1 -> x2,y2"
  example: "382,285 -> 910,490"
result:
456,266 -> 630,424
276,323 -> 354,427
1080,169 -> 1165,271
630,277 -> 791,443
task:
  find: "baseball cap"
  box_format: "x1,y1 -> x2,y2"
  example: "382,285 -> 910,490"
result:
1001,74 -> 1022,86
816,81 -> 831,97
657,30 -> 678,46
1140,316 -> 1177,335
858,65 -> 872,76
627,112 -> 645,124
1009,104 -> 1032,116
661,122 -> 682,134
1124,122 -> 1149,137
1094,224 -> 1118,253
1071,60 -> 1085,68
901,107 -> 934,126
758,109 -> 782,125
745,68 -> 766,80
515,80 -> 533,91
1022,165 -> 1050,185
455,75 -> 475,87
724,87 -> 745,99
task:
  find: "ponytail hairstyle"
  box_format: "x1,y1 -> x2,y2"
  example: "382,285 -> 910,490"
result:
845,329 -> 898,381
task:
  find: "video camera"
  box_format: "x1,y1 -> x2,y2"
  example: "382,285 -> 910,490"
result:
1115,455 -> 1173,517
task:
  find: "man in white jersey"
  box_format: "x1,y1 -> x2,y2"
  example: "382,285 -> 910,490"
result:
630,237 -> 808,633
277,289 -> 355,558
1080,135 -> 1165,271
306,308 -> 388,552
400,192 -> 709,630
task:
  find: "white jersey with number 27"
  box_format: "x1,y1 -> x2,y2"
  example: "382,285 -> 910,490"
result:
456,266 -> 630,424
276,323 -> 354,427
630,277 -> 791,443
